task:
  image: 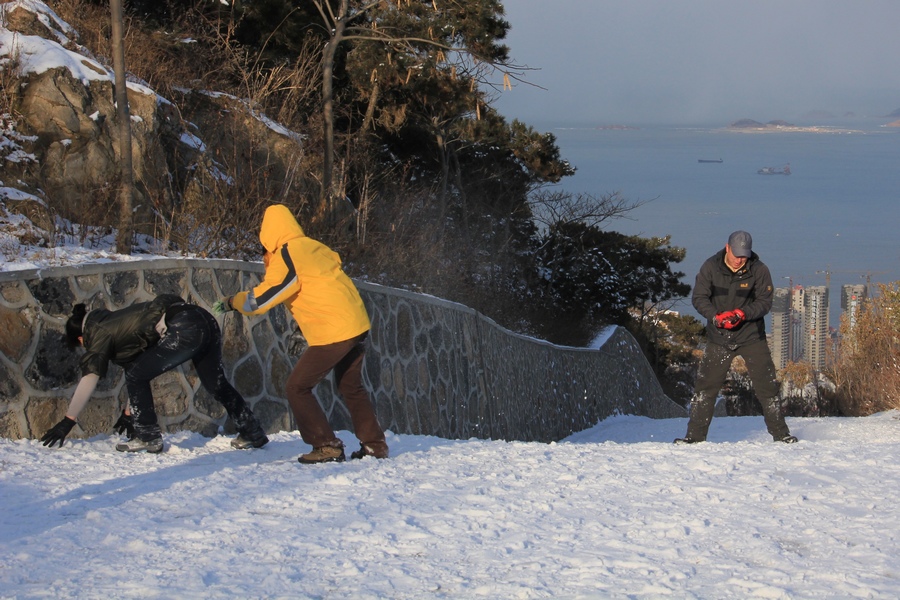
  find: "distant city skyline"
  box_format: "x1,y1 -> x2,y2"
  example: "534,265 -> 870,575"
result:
493,0 -> 900,126
769,283 -> 869,371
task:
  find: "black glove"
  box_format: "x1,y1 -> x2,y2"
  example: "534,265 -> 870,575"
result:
113,410 -> 135,440
41,417 -> 76,448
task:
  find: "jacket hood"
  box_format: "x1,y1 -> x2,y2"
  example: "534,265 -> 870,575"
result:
259,204 -> 305,252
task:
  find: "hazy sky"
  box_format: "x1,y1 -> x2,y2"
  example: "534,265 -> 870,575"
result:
493,0 -> 900,126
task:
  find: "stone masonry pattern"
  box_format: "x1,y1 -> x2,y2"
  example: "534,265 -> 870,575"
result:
0,260 -> 685,444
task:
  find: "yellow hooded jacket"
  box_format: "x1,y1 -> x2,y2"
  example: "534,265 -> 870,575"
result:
231,204 -> 370,346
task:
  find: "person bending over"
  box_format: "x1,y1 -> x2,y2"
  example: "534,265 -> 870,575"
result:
41,295 -> 268,453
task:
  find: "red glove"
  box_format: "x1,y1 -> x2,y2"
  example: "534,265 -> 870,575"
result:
715,309 -> 746,329
714,310 -> 735,328
721,309 -> 746,330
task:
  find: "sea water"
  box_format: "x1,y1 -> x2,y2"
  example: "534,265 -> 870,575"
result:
540,120 -> 900,326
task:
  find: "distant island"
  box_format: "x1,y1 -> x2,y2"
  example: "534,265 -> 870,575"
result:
731,119 -> 796,128
594,124 -> 640,130
727,119 -> 863,134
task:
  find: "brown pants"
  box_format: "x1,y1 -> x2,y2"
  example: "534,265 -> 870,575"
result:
285,332 -> 385,448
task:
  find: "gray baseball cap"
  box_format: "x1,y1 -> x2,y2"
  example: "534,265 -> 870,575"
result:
728,230 -> 752,258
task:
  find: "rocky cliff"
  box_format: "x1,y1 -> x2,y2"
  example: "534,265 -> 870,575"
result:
0,0 -> 301,237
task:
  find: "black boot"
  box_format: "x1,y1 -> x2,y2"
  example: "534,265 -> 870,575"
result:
673,437 -> 703,445
350,441 -> 389,459
116,435 -> 164,453
231,421 -> 268,449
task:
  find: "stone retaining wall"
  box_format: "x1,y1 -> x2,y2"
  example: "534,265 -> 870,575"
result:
0,260 -> 685,443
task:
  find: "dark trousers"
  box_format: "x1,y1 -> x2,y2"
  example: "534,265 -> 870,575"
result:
686,339 -> 790,441
125,306 -> 258,441
285,332 -> 385,449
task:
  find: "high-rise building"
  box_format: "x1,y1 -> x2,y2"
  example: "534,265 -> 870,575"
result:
770,288 -> 791,370
803,286 -> 830,370
770,286 -> 804,370
840,284 -> 867,331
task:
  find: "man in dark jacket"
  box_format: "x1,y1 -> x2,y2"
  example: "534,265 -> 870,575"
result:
675,231 -> 798,444
40,295 -> 268,453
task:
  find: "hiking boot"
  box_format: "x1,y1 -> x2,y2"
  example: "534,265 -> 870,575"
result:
673,437 -> 702,445
778,435 -> 799,444
350,442 -> 389,460
116,436 -> 164,454
298,444 -> 345,464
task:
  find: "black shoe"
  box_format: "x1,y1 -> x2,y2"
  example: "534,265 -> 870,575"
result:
778,435 -> 799,444
116,436 -> 164,453
350,443 -> 389,460
673,437 -> 702,444
231,432 -> 269,449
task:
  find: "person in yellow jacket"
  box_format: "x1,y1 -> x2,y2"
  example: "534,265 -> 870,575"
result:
214,204 -> 388,463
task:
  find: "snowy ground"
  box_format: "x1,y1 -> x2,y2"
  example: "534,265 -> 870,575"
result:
2,412 -> 899,599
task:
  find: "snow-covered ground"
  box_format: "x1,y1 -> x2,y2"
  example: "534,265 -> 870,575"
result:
2,412 -> 899,599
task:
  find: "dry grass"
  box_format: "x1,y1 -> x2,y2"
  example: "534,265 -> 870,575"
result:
829,283 -> 900,415
51,0 -> 220,94
778,361 -> 840,417
49,0 -> 322,134
44,0 -> 328,256
1,4 -> 23,124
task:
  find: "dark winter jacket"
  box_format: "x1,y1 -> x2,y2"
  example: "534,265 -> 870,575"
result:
80,294 -> 185,377
692,249 -> 773,349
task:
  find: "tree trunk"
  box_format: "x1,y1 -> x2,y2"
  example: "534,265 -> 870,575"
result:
320,0 -> 348,225
110,0 -> 133,254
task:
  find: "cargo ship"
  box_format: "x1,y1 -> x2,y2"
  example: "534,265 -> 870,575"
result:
757,163 -> 791,175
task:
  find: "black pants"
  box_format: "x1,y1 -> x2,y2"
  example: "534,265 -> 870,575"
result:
125,306 -> 259,441
685,339 -> 790,441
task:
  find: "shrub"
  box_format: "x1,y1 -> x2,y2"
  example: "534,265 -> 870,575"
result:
829,282 -> 900,415
778,361 -> 840,417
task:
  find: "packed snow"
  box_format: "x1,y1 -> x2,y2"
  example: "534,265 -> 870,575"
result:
2,412 -> 899,599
